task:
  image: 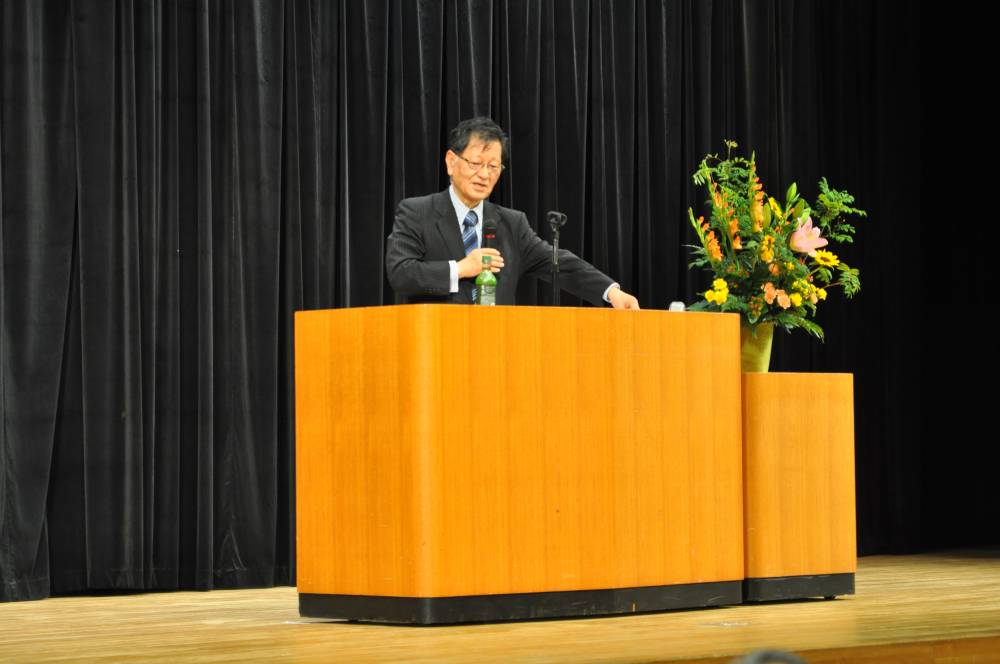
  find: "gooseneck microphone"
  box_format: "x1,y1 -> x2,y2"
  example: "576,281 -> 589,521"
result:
546,211 -> 568,306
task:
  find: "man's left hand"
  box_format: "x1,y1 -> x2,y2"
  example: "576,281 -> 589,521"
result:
608,287 -> 640,310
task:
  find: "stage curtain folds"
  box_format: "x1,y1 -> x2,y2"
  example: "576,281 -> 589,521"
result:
1,0 -> 923,602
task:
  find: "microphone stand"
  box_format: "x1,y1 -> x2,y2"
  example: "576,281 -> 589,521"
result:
547,211 -> 568,306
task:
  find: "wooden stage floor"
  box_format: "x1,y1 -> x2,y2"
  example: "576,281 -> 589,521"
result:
2,550 -> 999,663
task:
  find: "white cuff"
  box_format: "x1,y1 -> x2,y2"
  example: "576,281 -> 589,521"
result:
449,260 -> 459,293
603,283 -> 620,303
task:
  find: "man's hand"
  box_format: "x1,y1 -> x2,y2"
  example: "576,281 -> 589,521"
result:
457,248 -> 504,278
608,286 -> 640,310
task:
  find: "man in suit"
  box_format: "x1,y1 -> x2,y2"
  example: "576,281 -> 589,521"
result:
385,117 -> 640,309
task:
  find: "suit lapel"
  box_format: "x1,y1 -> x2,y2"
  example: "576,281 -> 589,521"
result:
432,190 -> 466,259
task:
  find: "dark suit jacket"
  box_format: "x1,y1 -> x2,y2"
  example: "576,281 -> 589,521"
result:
385,189 -> 614,305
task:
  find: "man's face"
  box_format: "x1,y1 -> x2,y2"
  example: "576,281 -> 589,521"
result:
445,137 -> 503,208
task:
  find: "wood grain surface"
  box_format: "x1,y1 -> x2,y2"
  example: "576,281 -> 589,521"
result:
742,372 -> 857,579
295,305 -> 743,597
2,551 -> 998,663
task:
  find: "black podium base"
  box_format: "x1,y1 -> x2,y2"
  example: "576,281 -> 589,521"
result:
300,580 -> 742,625
743,572 -> 854,602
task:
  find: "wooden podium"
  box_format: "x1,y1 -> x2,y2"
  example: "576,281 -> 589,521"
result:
295,305 -> 744,624
741,372 -> 857,601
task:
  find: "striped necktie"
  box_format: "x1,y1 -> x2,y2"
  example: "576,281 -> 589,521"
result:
462,210 -> 478,255
462,210 -> 478,302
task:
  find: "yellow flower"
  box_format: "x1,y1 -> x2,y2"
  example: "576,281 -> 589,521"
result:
768,197 -> 783,218
759,235 -> 775,263
705,279 -> 729,305
705,288 -> 727,304
789,293 -> 803,307
817,288 -> 828,301
813,250 -> 840,267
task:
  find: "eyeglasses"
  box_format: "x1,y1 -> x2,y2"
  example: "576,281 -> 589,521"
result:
455,153 -> 505,177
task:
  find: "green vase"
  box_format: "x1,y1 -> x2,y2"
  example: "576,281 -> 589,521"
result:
740,322 -> 774,373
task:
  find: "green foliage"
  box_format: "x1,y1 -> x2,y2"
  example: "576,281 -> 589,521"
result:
774,313 -> 826,341
719,296 -> 746,314
839,264 -> 861,297
793,200 -> 806,222
684,141 -> 868,341
814,178 -> 867,242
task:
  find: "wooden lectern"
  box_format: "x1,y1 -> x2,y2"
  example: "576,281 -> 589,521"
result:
741,372 -> 857,601
295,305 -> 744,624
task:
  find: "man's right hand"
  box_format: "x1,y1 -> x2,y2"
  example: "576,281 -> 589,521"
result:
457,248 -> 504,278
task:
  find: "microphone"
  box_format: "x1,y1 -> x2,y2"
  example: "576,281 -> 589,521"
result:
546,211 -> 568,306
547,211 -> 567,231
483,218 -> 498,249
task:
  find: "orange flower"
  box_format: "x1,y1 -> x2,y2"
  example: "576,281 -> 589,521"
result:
733,235 -> 742,250
776,290 -> 791,309
769,262 -> 781,276
751,202 -> 765,231
706,231 -> 722,260
763,282 -> 777,304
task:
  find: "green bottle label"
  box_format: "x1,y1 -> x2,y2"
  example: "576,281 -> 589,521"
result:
479,284 -> 496,306
475,255 -> 497,305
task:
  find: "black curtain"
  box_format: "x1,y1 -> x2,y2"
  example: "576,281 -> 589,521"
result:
0,0 -> 948,604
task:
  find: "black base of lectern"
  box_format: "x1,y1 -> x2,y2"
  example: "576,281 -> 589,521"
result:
743,573 -> 854,602
300,581 -> 742,625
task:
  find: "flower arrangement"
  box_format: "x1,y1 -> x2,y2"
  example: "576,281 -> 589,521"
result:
687,141 -> 866,340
